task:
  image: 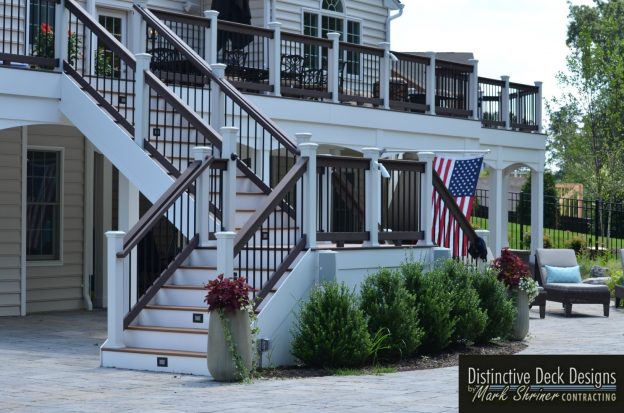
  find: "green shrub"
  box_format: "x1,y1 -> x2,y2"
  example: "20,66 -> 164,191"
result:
472,268 -> 515,343
565,236 -> 586,254
360,268 -> 423,360
401,262 -> 456,353
523,232 -> 552,249
440,260 -> 487,343
292,282 -> 372,368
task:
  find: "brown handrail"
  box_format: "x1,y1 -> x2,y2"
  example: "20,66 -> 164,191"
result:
218,20 -> 274,38
234,157 -> 308,256
65,0 -> 136,69
118,155 -> 214,257
478,76 -> 505,87
134,4 -> 299,155
151,8 -> 211,28
390,51 -> 430,66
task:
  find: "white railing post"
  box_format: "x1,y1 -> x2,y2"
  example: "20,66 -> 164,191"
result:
216,232 -> 236,276
194,146 -> 213,247
362,148 -> 381,247
210,64 -> 226,131
468,59 -> 479,121
220,126 -> 238,232
327,32 -> 341,104
204,10 -> 219,65
134,53 -> 151,149
105,231 -> 126,349
534,81 -> 543,133
132,0 -> 148,54
55,0 -> 67,67
475,229 -> 492,268
299,142 -> 318,248
378,42 -> 391,110
268,22 -> 282,97
501,75 -> 511,130
418,152 -> 435,246
425,51 -> 436,115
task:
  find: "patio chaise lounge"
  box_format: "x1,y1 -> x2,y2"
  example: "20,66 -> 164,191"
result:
535,249 -> 610,317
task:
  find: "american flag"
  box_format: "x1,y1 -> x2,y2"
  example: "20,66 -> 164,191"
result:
432,156 -> 483,257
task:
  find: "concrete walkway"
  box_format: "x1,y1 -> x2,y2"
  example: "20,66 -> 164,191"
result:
1,303 -> 623,413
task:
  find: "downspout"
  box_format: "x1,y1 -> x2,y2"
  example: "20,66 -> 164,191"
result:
385,3 -> 404,43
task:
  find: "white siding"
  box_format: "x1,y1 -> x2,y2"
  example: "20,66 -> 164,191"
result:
0,128 -> 23,317
26,125 -> 85,314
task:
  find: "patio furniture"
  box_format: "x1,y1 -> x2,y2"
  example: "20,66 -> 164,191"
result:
535,248 -> 610,317
530,286 -> 547,319
616,285 -> 624,308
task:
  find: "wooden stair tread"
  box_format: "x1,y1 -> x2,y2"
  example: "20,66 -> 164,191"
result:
161,284 -> 205,291
127,325 -> 208,334
102,346 -> 206,358
178,265 -> 294,272
144,304 -> 208,312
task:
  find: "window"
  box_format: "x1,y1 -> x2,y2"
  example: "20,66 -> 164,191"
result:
29,0 -> 56,58
98,14 -> 123,77
322,0 -> 344,13
27,150 -> 61,261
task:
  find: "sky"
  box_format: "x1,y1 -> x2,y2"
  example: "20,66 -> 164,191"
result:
391,0 -> 595,103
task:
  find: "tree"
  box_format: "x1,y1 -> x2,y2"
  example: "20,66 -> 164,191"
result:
517,171 -> 560,230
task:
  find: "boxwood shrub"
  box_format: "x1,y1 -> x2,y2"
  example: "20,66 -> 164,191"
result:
472,268 -> 515,343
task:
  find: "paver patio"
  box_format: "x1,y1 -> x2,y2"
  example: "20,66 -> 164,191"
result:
1,303 -> 623,413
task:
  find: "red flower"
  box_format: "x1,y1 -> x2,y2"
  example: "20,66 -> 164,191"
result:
491,248 -> 530,288
40,23 -> 53,35
204,274 -> 253,312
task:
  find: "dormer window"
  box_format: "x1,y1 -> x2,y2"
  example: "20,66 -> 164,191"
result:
322,0 -> 344,13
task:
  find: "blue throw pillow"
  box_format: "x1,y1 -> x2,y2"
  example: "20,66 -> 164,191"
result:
545,265 -> 582,284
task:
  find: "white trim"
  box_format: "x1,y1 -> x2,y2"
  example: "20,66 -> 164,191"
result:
83,141 -> 94,311
25,145 -> 65,266
20,126 -> 27,316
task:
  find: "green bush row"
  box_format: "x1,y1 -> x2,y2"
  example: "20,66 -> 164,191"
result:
291,259 -> 516,369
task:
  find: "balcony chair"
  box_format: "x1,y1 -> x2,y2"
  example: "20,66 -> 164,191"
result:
535,248 -> 610,317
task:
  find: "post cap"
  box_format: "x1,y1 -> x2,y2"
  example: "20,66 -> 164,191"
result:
203,10 -> 219,18
298,142 -> 319,156
193,146 -> 212,161
501,75 -> 510,81
268,21 -> 282,28
215,231 -> 237,239
210,63 -> 226,77
362,147 -> 382,159
326,32 -> 341,40
135,53 -> 152,62
295,133 -> 312,145
534,81 -> 543,87
417,151 -> 435,160
105,231 -> 126,239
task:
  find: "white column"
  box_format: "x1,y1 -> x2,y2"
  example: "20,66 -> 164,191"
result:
468,59 -> 479,120
295,133 -> 312,234
221,126 -> 238,231
83,141 -> 94,311
363,148 -> 381,246
216,231 -> 236,276
488,167 -> 504,256
132,0 -> 148,54
204,10 -> 219,65
105,231 -> 125,349
501,173 -> 509,249
534,81 -> 543,134
418,152 -> 435,246
118,174 -> 139,309
327,32 -> 341,104
268,22 -> 282,97
210,64 -> 226,133
501,75 -> 511,130
194,146 -> 213,247
133,53 -> 151,149
425,52 -> 436,115
378,42 -> 391,109
54,0 -> 67,67
530,169 -> 544,259
299,143 -> 318,248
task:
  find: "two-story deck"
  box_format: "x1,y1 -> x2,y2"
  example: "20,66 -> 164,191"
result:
0,0 -> 545,373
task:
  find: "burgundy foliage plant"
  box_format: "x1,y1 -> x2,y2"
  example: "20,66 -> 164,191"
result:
204,274 -> 252,312
492,248 -> 530,288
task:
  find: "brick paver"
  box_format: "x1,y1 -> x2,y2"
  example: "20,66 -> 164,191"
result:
1,303 -> 623,412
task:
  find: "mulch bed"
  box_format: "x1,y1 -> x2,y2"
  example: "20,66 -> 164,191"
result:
256,340 -> 527,379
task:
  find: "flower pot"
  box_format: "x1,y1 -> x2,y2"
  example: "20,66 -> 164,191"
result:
207,309 -> 252,381
509,289 -> 529,341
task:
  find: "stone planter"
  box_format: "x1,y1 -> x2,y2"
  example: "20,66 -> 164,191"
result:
207,309 -> 252,381
509,289 -> 529,341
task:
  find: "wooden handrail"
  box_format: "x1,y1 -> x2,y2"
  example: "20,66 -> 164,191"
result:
282,32 -> 332,48
134,4 -> 299,156
436,60 -> 474,73
317,154 -> 371,170
151,8 -> 211,28
339,41 -> 385,56
118,156 -> 214,257
390,52 -> 430,66
478,76 -> 505,87
65,0 -> 136,70
218,20 -> 274,38
234,157 -> 308,256
379,159 -> 426,173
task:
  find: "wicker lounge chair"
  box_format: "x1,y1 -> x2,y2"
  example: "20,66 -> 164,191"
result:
535,249 -> 610,317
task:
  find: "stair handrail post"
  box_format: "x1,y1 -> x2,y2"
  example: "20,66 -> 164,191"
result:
54,0 -> 67,68
362,147 -> 381,247
210,64 -> 226,130
194,146 -> 213,247
132,0 -> 148,54
134,53 -> 152,149
105,231 -> 126,349
468,59 -> 479,120
268,22 -> 282,97
299,142 -> 318,248
501,75 -> 511,130
204,10 -> 219,65
418,151 -> 435,246
425,51 -> 436,115
216,232 -> 236,277
378,42 -> 391,110
221,126 -> 239,232
327,32 -> 341,104
475,229 -> 491,269
534,81 -> 543,133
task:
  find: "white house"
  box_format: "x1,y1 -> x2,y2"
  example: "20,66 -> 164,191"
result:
0,0 -> 545,373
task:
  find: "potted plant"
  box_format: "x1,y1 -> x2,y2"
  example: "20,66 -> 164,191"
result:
492,248 -> 538,341
204,274 -> 254,381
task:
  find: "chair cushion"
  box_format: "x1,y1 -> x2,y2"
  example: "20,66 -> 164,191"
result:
536,249 -> 579,284
545,265 -> 582,284
545,283 -> 609,294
